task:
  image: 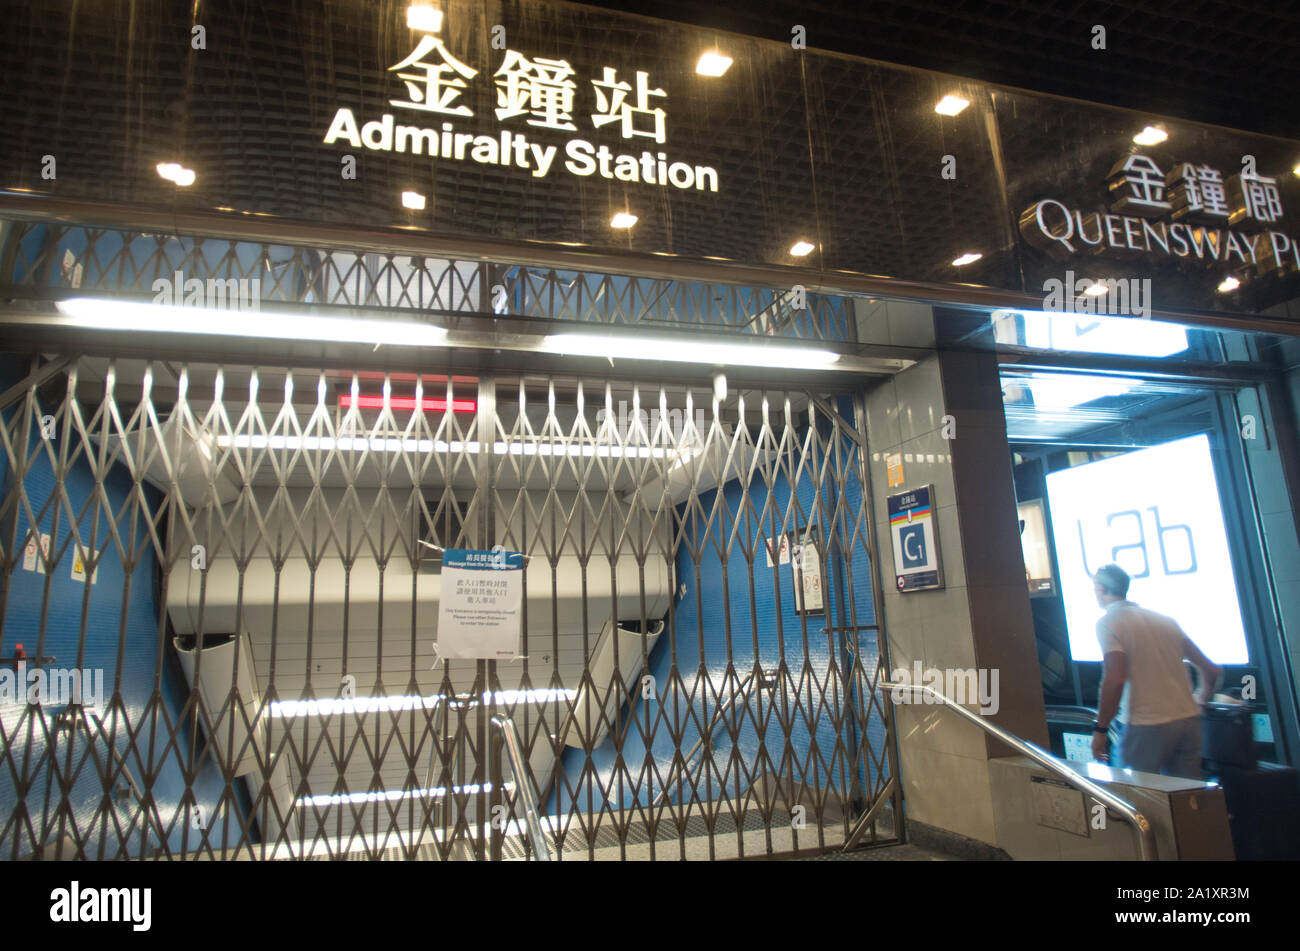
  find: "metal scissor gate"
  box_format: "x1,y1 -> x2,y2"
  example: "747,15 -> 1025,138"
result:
0,350 -> 901,861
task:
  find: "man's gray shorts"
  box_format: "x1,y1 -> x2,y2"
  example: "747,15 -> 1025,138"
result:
1115,716 -> 1202,779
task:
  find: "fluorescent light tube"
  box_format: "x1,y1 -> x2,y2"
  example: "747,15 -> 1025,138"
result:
271,688 -> 577,719
54,298 -> 448,347
299,782 -> 509,808
217,434 -> 692,459
543,333 -> 840,369
990,309 -> 1187,358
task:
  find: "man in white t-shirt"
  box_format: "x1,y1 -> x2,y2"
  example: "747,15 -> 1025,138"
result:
1088,563 -> 1221,778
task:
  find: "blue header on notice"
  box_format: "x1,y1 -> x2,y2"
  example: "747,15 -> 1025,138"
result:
442,548 -> 524,570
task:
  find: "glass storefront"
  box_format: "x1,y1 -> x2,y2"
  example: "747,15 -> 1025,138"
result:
961,307 -> 1300,773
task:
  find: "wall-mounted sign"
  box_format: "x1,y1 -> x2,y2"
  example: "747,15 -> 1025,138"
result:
22,532 -> 50,573
888,485 -> 943,592
323,23 -> 720,192
764,532 -> 791,566
1017,498 -> 1055,597
790,526 -> 825,615
437,548 -> 524,659
1020,154 -> 1298,276
885,452 -> 905,488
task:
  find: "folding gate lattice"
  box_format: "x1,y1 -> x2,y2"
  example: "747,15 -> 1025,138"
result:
0,355 -> 901,860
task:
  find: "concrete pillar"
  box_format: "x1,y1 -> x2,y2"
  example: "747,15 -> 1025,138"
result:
860,299 -> 1046,849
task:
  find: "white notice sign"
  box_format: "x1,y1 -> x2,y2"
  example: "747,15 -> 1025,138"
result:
23,533 -> 39,571
437,548 -> 524,660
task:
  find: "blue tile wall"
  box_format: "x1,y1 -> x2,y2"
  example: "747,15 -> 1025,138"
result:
549,407 -> 891,816
0,358 -> 244,857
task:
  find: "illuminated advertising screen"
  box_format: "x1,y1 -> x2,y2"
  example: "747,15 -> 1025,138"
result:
1018,498 -> 1055,597
1045,433 -> 1248,664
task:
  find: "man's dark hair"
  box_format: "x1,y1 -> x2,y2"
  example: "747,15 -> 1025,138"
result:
1094,563 -> 1130,598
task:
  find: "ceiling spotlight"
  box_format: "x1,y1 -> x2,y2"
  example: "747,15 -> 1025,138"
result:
610,212 -> 638,228
935,94 -> 970,116
951,252 -> 983,266
156,162 -> 195,187
402,190 -> 426,210
790,240 -> 815,257
1133,125 -> 1168,146
1082,281 -> 1110,297
407,5 -> 443,32
696,51 -> 733,77
1218,276 -> 1241,292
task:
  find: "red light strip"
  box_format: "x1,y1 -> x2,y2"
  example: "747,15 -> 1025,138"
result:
340,395 -> 477,412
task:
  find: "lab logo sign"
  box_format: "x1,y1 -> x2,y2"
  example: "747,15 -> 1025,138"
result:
322,15 -> 720,192
1044,433 -> 1249,664
1020,154 -> 1298,276
888,485 -> 943,592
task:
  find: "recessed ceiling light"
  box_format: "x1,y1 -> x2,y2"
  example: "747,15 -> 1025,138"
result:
935,94 -> 970,116
402,190 -> 426,210
696,51 -> 733,77
951,252 -> 983,266
1218,276 -> 1241,292
407,5 -> 443,32
610,212 -> 638,228
156,162 -> 195,186
1133,125 -> 1167,146
790,240 -> 815,257
1082,282 -> 1110,296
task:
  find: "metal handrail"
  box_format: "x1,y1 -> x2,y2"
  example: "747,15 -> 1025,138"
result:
416,697 -> 448,860
68,708 -> 146,807
421,693 -> 478,860
489,715 -> 553,861
879,682 -> 1157,861
653,670 -> 778,807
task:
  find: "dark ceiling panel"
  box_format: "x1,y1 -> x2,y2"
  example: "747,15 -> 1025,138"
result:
581,0 -> 1300,140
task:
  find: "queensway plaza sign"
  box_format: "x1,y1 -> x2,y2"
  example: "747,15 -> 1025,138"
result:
1020,154 -> 1298,275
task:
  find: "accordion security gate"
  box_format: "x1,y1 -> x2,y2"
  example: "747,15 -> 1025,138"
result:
0,354 -> 900,860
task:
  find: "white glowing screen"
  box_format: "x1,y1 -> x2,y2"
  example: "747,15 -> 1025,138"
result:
1045,433 -> 1248,664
